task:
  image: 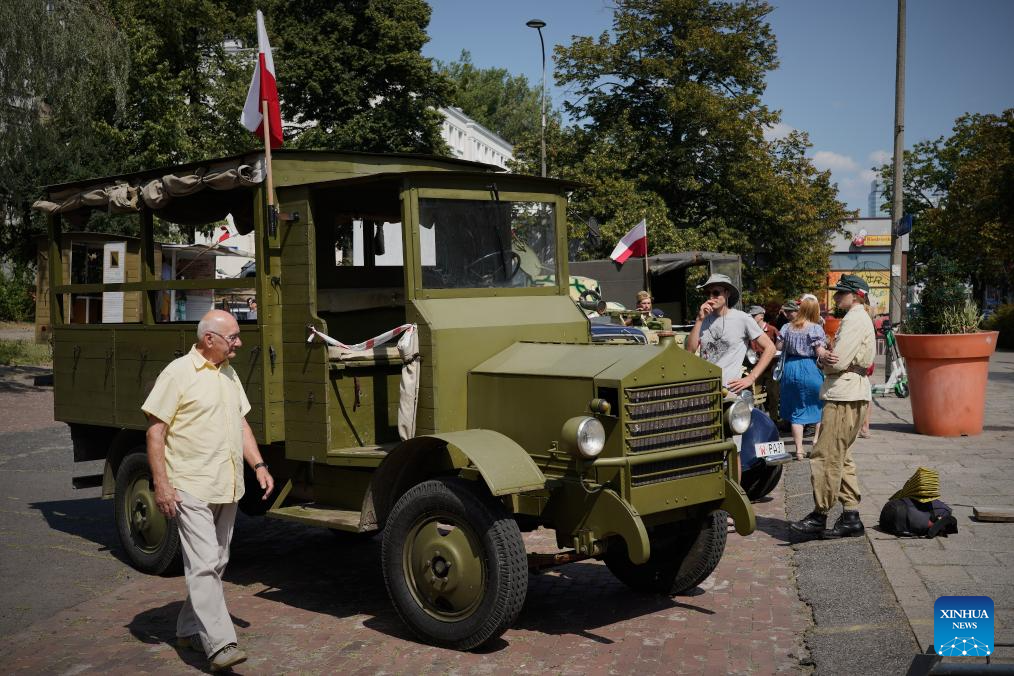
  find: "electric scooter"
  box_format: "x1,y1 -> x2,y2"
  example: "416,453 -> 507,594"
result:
872,319 -> 909,398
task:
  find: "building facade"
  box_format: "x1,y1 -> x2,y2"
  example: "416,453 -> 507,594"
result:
867,179 -> 889,217
438,106 -> 514,169
827,217 -> 909,317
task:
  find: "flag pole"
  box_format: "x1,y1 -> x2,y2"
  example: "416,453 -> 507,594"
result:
642,217 -> 650,296
261,101 -> 277,236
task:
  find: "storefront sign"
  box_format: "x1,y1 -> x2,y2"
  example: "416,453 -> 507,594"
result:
828,270 -> 890,288
863,234 -> 891,246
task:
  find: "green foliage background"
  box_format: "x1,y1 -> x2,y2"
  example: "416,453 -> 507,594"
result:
15,0 -> 1007,321
508,0 -> 854,305
878,109 -> 1014,302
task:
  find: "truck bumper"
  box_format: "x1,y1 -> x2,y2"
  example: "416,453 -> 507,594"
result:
721,477 -> 756,536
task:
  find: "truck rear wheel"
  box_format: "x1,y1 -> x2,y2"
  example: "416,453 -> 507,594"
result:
114,451 -> 182,575
604,510 -> 728,595
381,477 -> 527,650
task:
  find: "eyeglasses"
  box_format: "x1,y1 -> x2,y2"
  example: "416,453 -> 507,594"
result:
208,330 -> 241,344
705,288 -> 725,298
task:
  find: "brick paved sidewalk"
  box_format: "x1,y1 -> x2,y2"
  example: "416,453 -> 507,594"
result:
0,483 -> 811,675
0,366 -> 60,433
854,349 -> 1014,658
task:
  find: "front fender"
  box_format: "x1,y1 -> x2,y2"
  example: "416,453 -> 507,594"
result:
430,429 -> 546,496
361,429 -> 546,531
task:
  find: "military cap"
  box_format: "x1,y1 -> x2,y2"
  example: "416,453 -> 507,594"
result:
832,274 -> 870,298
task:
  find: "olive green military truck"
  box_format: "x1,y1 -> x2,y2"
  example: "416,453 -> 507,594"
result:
38,150 -> 755,650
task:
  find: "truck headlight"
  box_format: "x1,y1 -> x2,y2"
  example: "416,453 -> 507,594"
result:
725,399 -> 752,435
560,416 -> 606,459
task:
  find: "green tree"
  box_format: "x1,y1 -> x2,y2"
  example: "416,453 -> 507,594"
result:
0,0 -> 128,263
547,0 -> 852,302
436,50 -> 547,146
879,110 -> 1014,297
266,0 -> 451,153
92,0 -> 256,170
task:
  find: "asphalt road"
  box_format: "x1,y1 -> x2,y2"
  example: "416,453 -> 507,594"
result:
782,460 -> 921,676
0,423 -> 136,637
1,364 -> 921,674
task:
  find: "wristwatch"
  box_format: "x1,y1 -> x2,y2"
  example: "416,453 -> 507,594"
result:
253,462 -> 268,470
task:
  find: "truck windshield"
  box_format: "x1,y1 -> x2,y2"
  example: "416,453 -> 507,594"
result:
418,198 -> 556,289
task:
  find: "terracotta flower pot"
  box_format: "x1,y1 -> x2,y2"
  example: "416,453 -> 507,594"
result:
823,317 -> 842,346
895,331 -> 999,436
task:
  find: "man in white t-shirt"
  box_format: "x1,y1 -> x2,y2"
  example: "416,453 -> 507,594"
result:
686,274 -> 776,391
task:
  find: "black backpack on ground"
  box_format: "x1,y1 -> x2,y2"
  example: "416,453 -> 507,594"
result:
879,497 -> 958,538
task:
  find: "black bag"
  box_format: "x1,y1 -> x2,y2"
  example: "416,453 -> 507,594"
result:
879,497 -> 958,538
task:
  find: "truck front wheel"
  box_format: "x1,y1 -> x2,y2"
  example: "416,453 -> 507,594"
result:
113,451 -> 182,575
604,509 -> 728,595
381,477 -> 527,650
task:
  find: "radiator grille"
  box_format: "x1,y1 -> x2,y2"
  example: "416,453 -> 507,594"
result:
623,380 -> 723,455
630,452 -> 725,487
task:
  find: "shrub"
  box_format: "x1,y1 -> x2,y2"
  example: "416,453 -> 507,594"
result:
984,304 -> 1014,349
904,255 -> 973,334
0,262 -> 37,322
0,339 -> 52,366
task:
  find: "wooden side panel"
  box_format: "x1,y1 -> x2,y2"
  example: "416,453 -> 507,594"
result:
113,328 -> 183,428
327,368 -> 402,449
52,329 -> 116,425
35,247 -> 52,343
122,246 -> 143,322
278,190 -> 329,461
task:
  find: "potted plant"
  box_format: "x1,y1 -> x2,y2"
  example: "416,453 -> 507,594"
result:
823,305 -> 846,347
894,255 -> 999,436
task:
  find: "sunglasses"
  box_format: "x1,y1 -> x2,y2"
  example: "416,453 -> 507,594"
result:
705,288 -> 726,298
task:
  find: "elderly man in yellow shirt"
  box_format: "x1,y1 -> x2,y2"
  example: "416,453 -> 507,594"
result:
790,274 -> 876,540
142,309 -> 274,672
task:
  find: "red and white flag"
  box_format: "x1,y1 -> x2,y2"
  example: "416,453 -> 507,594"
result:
609,219 -> 648,264
240,10 -> 283,148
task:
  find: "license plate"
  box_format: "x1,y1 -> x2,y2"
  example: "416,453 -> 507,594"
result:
754,441 -> 785,458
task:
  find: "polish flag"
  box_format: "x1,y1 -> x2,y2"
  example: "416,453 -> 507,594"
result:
609,219 -> 648,264
240,10 -> 283,148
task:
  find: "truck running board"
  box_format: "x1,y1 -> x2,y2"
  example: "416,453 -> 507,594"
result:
266,503 -> 363,532
71,474 -> 104,489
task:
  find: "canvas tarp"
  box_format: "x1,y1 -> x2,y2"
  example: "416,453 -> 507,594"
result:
32,158 -> 264,233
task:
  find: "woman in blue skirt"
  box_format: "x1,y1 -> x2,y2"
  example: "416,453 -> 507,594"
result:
777,297 -> 828,460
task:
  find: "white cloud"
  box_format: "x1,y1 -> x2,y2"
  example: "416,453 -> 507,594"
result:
868,149 -> 891,166
860,169 -> 879,183
763,122 -> 795,141
812,150 -> 860,173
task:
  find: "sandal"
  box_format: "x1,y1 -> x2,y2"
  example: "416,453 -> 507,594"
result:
858,430 -> 871,439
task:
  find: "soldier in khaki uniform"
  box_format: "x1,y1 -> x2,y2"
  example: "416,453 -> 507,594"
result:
790,275 -> 876,539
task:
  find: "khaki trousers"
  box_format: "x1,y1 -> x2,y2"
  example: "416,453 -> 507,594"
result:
809,400 -> 868,513
175,489 -> 238,656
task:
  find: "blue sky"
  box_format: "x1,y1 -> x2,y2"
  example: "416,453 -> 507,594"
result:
422,0 -> 1014,214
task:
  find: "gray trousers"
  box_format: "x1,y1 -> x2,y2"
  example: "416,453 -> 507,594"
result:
175,489 -> 238,656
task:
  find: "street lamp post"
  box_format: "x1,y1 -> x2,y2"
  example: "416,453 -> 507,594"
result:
526,18 -> 547,178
